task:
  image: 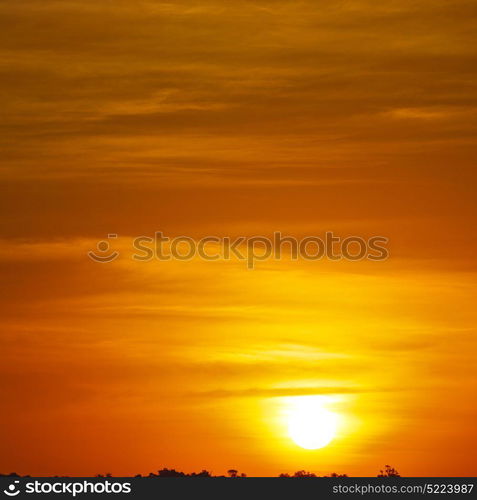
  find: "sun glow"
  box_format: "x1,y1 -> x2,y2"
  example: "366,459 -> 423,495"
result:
287,396 -> 339,450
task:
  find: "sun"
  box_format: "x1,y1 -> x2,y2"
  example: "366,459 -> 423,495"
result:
287,396 -> 338,450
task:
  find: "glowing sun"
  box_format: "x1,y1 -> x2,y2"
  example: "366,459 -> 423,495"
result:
287,396 -> 338,450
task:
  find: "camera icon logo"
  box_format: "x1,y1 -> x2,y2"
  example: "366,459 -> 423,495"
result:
88,234 -> 120,263
3,481 -> 20,497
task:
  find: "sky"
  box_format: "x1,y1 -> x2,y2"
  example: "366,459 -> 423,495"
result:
1,0 -> 477,476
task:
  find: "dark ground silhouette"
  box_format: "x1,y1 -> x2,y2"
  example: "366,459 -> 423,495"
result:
1,465 -> 400,478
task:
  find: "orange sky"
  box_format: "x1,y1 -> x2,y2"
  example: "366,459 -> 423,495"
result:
1,0 -> 476,477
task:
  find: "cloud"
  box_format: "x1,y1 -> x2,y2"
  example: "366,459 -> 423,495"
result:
190,386 -> 369,399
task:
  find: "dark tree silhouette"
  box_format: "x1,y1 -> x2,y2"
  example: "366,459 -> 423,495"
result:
292,470 -> 317,478
189,470 -> 212,477
377,465 -> 401,477
227,469 -> 246,478
2,464 -> 402,478
155,468 -> 186,477
279,471 -> 348,478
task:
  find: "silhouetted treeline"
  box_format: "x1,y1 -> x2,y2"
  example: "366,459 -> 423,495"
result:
377,465 -> 401,477
1,465 -> 400,478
